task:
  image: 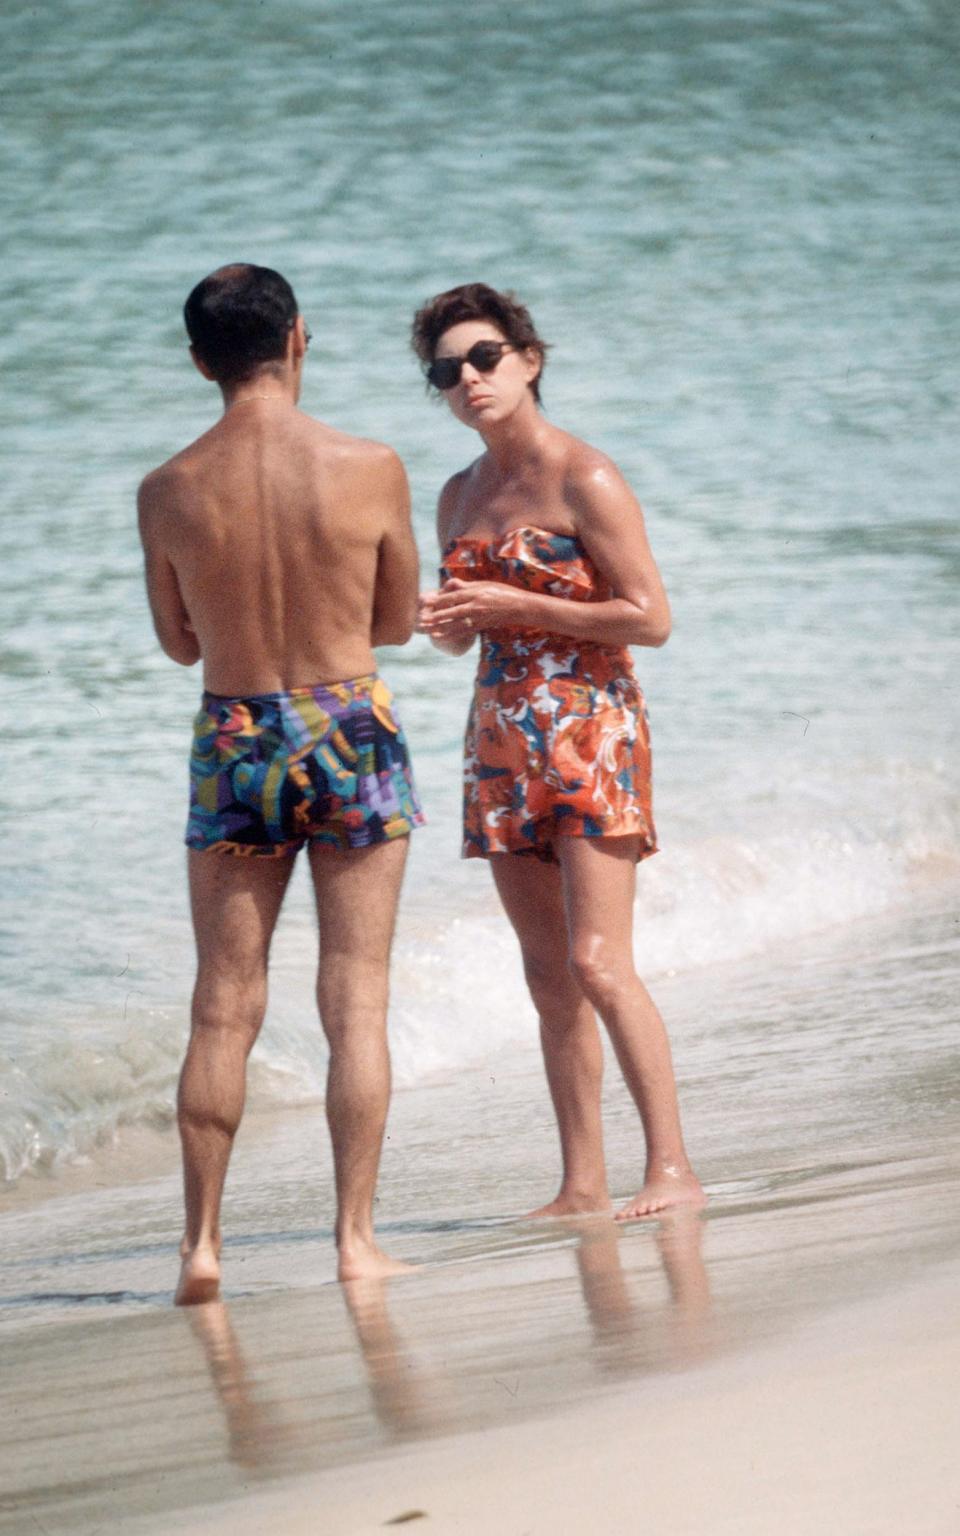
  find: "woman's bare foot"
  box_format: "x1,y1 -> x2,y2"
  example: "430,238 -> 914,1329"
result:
337,1240 -> 417,1282
526,1190 -> 613,1219
175,1242 -> 222,1306
615,1167 -> 706,1222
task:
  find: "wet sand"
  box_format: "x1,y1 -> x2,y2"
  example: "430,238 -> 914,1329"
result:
2,1105 -> 958,1535
158,1264 -> 960,1536
3,899 -> 959,1533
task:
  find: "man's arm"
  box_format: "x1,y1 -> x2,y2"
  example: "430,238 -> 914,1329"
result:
371,452 -> 419,647
137,471 -> 201,667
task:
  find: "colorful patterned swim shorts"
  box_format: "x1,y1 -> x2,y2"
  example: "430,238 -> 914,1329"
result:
185,673 -> 425,856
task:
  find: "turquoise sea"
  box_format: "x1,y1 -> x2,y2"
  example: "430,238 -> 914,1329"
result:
1,0 -> 958,1195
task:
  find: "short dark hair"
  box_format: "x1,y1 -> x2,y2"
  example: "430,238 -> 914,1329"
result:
183,264 -> 299,384
411,282 -> 549,403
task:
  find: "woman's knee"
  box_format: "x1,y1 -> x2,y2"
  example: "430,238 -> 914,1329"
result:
524,955 -> 581,1026
568,940 -> 633,1012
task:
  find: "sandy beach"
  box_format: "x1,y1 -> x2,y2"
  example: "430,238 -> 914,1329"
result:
4,901 -> 960,1535
160,1264 -> 960,1536
3,1073 -> 959,1536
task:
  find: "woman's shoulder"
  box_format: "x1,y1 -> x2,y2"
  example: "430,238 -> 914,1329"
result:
437,456 -> 485,541
439,462 -> 474,501
555,433 -> 630,511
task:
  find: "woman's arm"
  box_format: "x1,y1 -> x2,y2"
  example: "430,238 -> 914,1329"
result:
417,472 -> 477,656
422,450 -> 671,649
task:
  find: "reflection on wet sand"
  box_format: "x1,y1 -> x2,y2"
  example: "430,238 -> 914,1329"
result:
183,1280 -> 446,1474
185,1302 -> 292,1473
655,1211 -> 714,1363
183,1216 -> 714,1476
340,1276 -> 444,1440
574,1211 -> 714,1372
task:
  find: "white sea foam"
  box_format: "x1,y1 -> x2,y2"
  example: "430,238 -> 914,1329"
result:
3,760 -> 956,1185
387,783 -> 960,1085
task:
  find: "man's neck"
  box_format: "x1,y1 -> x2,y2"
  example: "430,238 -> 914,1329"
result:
221,373 -> 299,412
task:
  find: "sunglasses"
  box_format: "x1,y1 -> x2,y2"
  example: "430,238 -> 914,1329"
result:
426,340 -> 513,391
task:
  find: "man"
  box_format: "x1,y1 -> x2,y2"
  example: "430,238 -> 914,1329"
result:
138,264 -> 423,1303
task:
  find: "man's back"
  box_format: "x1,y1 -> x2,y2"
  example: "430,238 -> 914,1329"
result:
143,263 -> 422,1301
140,401 -> 415,694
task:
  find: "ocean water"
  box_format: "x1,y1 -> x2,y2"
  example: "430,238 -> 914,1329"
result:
1,0 -> 958,1187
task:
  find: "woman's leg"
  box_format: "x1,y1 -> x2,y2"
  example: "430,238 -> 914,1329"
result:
556,836 -> 705,1219
490,854 -> 611,1215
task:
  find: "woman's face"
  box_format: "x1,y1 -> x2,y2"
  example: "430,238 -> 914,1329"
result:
432,319 -> 540,431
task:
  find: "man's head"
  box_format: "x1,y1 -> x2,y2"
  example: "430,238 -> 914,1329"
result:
184,264 -> 302,385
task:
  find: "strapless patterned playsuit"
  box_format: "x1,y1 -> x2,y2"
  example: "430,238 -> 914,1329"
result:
440,525 -> 658,863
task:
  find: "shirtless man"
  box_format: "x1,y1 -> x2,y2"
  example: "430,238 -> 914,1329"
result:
138,264 -> 423,1303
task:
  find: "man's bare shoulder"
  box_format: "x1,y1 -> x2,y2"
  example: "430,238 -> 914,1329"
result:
138,420 -> 224,509
304,421 -> 409,505
306,420 -> 404,471
137,448 -> 199,529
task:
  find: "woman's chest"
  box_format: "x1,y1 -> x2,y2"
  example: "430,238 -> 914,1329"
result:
448,473 -> 574,544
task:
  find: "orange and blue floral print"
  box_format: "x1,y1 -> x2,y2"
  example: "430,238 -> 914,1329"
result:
441,526 -> 657,864
186,673 -> 424,856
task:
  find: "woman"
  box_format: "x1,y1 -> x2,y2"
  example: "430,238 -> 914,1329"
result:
414,283 -> 703,1220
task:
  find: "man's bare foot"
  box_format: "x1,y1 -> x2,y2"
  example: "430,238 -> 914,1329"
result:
179,1230 -> 221,1261
526,1191 -> 613,1219
337,1241 -> 417,1282
175,1242 -> 222,1305
615,1168 -> 706,1222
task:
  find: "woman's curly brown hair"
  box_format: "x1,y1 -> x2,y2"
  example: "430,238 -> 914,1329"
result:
411,282 -> 549,404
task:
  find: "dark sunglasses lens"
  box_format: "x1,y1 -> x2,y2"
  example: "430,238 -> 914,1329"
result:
468,342 -> 506,372
427,357 -> 461,390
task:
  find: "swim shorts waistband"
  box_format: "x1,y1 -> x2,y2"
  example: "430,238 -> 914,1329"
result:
200,672 -> 380,709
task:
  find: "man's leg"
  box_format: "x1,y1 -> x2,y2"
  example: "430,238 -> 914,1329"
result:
308,836 -> 412,1281
176,849 -> 296,1304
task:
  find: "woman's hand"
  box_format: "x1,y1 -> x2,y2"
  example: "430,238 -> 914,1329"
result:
417,585 -> 477,654
423,577 -> 528,637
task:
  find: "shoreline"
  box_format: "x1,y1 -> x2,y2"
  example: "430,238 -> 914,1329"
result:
4,875 -> 958,1223
3,1125 -> 958,1535
3,894 -> 959,1533
0,1098 -> 321,1217
135,1257 -> 960,1536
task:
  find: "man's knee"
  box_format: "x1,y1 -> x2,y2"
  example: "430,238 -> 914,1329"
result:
191,976 -> 267,1043
317,961 -> 389,1045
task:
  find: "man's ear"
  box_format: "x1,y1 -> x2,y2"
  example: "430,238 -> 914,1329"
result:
190,345 -> 217,382
289,315 -> 308,363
